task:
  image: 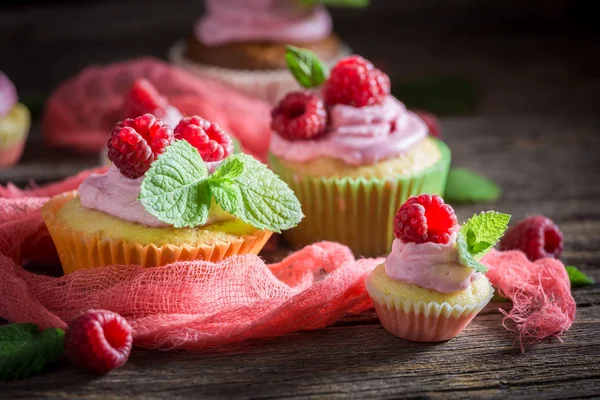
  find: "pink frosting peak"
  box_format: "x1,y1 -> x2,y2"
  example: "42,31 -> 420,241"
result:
384,235 -> 481,293
270,96 -> 428,165
0,71 -> 18,118
196,0 -> 332,46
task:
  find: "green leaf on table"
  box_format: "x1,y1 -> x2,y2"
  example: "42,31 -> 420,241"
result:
139,140 -> 211,228
444,168 -> 501,204
285,46 -> 327,89
0,323 -> 65,380
299,0 -> 369,8
457,211 -> 511,273
392,75 -> 476,115
566,266 -> 595,286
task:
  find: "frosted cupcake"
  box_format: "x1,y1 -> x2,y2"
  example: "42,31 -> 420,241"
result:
366,194 -> 509,342
0,71 -> 30,167
169,0 -> 355,105
42,113 -> 303,274
269,49 -> 451,256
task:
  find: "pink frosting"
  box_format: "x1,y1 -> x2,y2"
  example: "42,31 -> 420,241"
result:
0,71 -> 18,118
79,164 -> 224,227
196,0 -> 332,46
384,235 -> 481,293
270,96 -> 428,165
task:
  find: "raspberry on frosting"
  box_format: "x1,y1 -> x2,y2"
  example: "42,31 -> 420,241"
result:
394,194 -> 457,244
271,91 -> 328,141
174,115 -> 233,162
123,78 -> 169,120
107,114 -> 174,179
324,55 -> 391,108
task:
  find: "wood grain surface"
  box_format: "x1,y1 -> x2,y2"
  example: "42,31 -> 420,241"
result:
1,1 -> 599,399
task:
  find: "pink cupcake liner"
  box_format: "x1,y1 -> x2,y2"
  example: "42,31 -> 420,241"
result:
366,278 -> 494,342
168,40 -> 351,106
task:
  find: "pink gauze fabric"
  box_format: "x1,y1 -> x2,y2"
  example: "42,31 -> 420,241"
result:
0,174 -> 575,350
482,249 -> 576,350
42,58 -> 272,161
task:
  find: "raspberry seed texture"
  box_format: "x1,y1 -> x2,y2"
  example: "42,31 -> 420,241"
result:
174,116 -> 233,162
394,194 -> 457,244
271,91 -> 328,141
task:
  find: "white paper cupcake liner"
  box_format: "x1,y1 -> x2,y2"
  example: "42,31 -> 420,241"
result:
168,40 -> 351,105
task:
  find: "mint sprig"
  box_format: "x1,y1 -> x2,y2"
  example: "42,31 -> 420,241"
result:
140,141 -> 304,232
444,168 -> 501,204
299,0 -> 370,7
566,266 -> 595,286
285,46 -> 327,89
457,211 -> 511,273
0,323 -> 65,380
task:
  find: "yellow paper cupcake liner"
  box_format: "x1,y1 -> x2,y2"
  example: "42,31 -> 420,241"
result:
0,103 -> 30,166
41,191 -> 272,275
270,140 -> 451,257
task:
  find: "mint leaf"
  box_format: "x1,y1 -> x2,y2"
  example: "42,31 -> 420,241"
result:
300,0 -> 369,7
457,211 -> 511,273
211,157 -> 244,182
231,136 -> 242,154
566,266 -> 595,286
444,168 -> 501,204
0,324 -> 65,380
140,140 -> 212,228
285,46 -> 327,88
210,154 -> 304,233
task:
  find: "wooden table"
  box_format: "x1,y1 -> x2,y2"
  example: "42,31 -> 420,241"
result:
2,1 -> 600,398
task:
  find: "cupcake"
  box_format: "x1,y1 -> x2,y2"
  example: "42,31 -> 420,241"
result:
42,113 -> 303,274
169,0 -> 355,105
366,194 -> 510,342
268,49 -> 451,257
0,71 -> 30,167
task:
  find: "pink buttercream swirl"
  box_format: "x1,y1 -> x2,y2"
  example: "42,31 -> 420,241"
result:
0,71 -> 18,118
384,233 -> 481,293
79,163 -> 224,227
196,0 -> 332,46
270,96 -> 428,165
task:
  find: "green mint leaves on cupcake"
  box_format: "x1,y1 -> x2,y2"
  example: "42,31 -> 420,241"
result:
0,323 -> 65,380
140,140 -> 304,232
457,211 -> 511,273
285,46 -> 327,89
299,0 -> 370,7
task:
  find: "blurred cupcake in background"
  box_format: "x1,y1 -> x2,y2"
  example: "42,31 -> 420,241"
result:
169,0 -> 356,105
0,71 -> 30,167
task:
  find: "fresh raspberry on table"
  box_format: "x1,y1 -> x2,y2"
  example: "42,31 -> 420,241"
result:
65,310 -> 133,374
174,116 -> 233,162
123,78 -> 169,119
324,55 -> 390,108
414,110 -> 442,139
499,216 -> 563,261
271,91 -> 328,141
107,114 -> 174,179
394,194 -> 457,244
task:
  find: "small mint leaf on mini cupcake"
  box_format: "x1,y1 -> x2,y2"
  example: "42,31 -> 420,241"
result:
211,154 -> 304,233
299,0 -> 370,8
285,46 -> 327,89
457,211 -> 511,273
140,140 -> 211,228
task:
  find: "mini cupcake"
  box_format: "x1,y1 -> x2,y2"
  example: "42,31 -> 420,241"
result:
0,71 -> 30,167
169,0 -> 354,105
268,49 -> 451,256
43,113 -> 303,274
366,194 -> 510,342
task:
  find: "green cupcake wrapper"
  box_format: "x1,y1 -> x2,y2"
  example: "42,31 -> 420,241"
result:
270,139 -> 451,257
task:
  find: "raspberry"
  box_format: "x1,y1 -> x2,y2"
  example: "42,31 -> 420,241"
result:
499,216 -> 563,261
270,92 -> 328,141
124,78 -> 169,119
414,110 -> 442,139
394,194 -> 457,244
324,55 -> 391,108
65,310 -> 133,374
174,116 -> 233,162
107,114 -> 174,179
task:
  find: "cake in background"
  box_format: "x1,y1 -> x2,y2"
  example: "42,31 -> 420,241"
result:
169,0 -> 364,105
0,71 -> 30,167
